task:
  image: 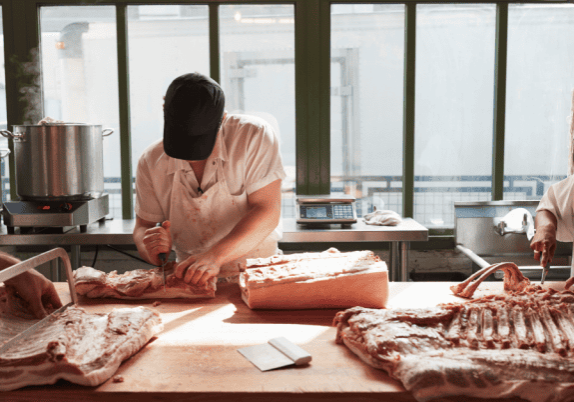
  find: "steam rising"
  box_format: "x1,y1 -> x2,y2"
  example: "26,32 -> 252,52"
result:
10,47 -> 43,124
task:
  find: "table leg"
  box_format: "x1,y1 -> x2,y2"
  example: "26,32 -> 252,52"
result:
400,242 -> 410,282
71,245 -> 81,270
391,242 -> 400,282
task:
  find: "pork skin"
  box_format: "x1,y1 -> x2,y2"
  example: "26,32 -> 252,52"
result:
240,248 -> 389,309
0,306 -> 162,391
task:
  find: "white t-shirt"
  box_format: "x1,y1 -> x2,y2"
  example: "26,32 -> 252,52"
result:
536,175 -> 574,242
135,113 -> 287,237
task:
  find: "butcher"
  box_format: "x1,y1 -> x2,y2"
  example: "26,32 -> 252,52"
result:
133,72 -> 286,287
530,90 -> 574,273
0,251 -> 62,318
530,176 -> 574,274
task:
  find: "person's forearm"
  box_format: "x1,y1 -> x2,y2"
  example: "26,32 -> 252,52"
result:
210,204 -> 280,265
535,209 -> 558,234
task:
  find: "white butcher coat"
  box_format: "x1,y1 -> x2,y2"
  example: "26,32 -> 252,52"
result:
135,113 -> 287,276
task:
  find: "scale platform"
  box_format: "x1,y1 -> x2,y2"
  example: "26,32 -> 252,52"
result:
2,194 -> 109,234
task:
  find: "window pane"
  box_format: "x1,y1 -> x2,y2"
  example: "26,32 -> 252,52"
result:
505,4 -> 574,200
414,4 -> 496,228
127,5 -> 209,208
40,6 -> 121,218
331,4 -> 405,218
219,4 -> 295,217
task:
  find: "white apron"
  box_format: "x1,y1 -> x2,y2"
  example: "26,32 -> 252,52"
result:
169,159 -> 279,278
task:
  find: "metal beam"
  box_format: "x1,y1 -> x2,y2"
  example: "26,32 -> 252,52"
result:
3,1 -> 42,199
116,4 -> 133,218
209,3 -> 220,84
492,3 -> 508,201
296,0 -> 330,195
403,3 -> 416,218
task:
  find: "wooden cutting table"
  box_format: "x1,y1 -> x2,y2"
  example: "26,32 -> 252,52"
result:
3,280 -> 546,402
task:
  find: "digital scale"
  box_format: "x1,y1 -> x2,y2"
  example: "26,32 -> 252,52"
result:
296,194 -> 357,225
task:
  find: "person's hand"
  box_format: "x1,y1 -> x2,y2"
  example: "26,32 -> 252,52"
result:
174,251 -> 221,286
142,221 -> 172,266
4,269 -> 63,319
530,225 -> 557,267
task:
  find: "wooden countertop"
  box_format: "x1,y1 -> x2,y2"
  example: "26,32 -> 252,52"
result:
4,281 -> 562,402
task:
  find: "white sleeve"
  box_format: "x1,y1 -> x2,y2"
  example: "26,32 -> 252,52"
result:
134,156 -> 165,223
245,122 -> 287,195
536,177 -> 574,242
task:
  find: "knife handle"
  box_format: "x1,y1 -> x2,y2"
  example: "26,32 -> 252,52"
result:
155,222 -> 167,262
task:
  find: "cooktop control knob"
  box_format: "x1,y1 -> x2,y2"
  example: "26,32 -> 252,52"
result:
59,202 -> 73,212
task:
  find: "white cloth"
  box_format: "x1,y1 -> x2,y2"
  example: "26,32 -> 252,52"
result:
536,176 -> 574,243
364,209 -> 402,226
135,113 -> 286,270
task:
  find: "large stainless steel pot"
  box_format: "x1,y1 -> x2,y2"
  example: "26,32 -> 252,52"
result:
0,124 -> 113,201
0,148 -> 10,206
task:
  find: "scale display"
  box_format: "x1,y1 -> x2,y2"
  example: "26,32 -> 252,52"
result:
296,195 -> 357,224
305,206 -> 329,218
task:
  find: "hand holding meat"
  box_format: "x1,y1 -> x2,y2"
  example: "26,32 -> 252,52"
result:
175,251 -> 221,286
142,220 -> 172,266
530,210 -> 558,267
4,269 -> 62,319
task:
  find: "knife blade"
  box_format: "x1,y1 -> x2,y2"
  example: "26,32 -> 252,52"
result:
541,260 -> 550,285
155,222 -> 167,293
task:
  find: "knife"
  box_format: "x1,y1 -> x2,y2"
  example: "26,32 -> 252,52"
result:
155,222 -> 167,293
541,260 -> 550,285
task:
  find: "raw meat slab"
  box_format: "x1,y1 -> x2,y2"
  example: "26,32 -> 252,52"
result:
0,305 -> 162,391
74,263 -> 216,299
240,248 -> 389,309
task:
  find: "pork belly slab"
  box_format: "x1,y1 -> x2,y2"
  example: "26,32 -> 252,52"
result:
335,271 -> 574,402
74,263 -> 216,299
0,306 -> 163,391
240,248 -> 389,309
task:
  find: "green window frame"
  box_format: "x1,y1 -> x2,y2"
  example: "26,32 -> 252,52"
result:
0,0 -> 568,230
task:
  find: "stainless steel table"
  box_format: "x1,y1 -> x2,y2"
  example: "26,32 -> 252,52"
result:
0,218 -> 428,281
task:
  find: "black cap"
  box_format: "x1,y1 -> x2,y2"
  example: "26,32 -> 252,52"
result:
163,73 -> 225,160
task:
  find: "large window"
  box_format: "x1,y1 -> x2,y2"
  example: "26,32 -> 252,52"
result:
504,4 -> 574,200
1,0 -> 570,233
40,6 -> 122,218
127,5 -> 210,212
414,4 -> 496,228
219,4 -> 296,214
331,4 -> 405,218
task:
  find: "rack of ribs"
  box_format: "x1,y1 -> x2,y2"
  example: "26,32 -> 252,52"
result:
74,263 -> 216,299
335,263 -> 574,402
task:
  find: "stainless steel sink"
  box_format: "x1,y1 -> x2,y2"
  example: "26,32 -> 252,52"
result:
455,200 -> 572,281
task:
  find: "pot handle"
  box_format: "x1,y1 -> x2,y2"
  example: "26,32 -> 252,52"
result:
102,128 -> 114,137
0,130 -> 21,139
0,148 -> 9,159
